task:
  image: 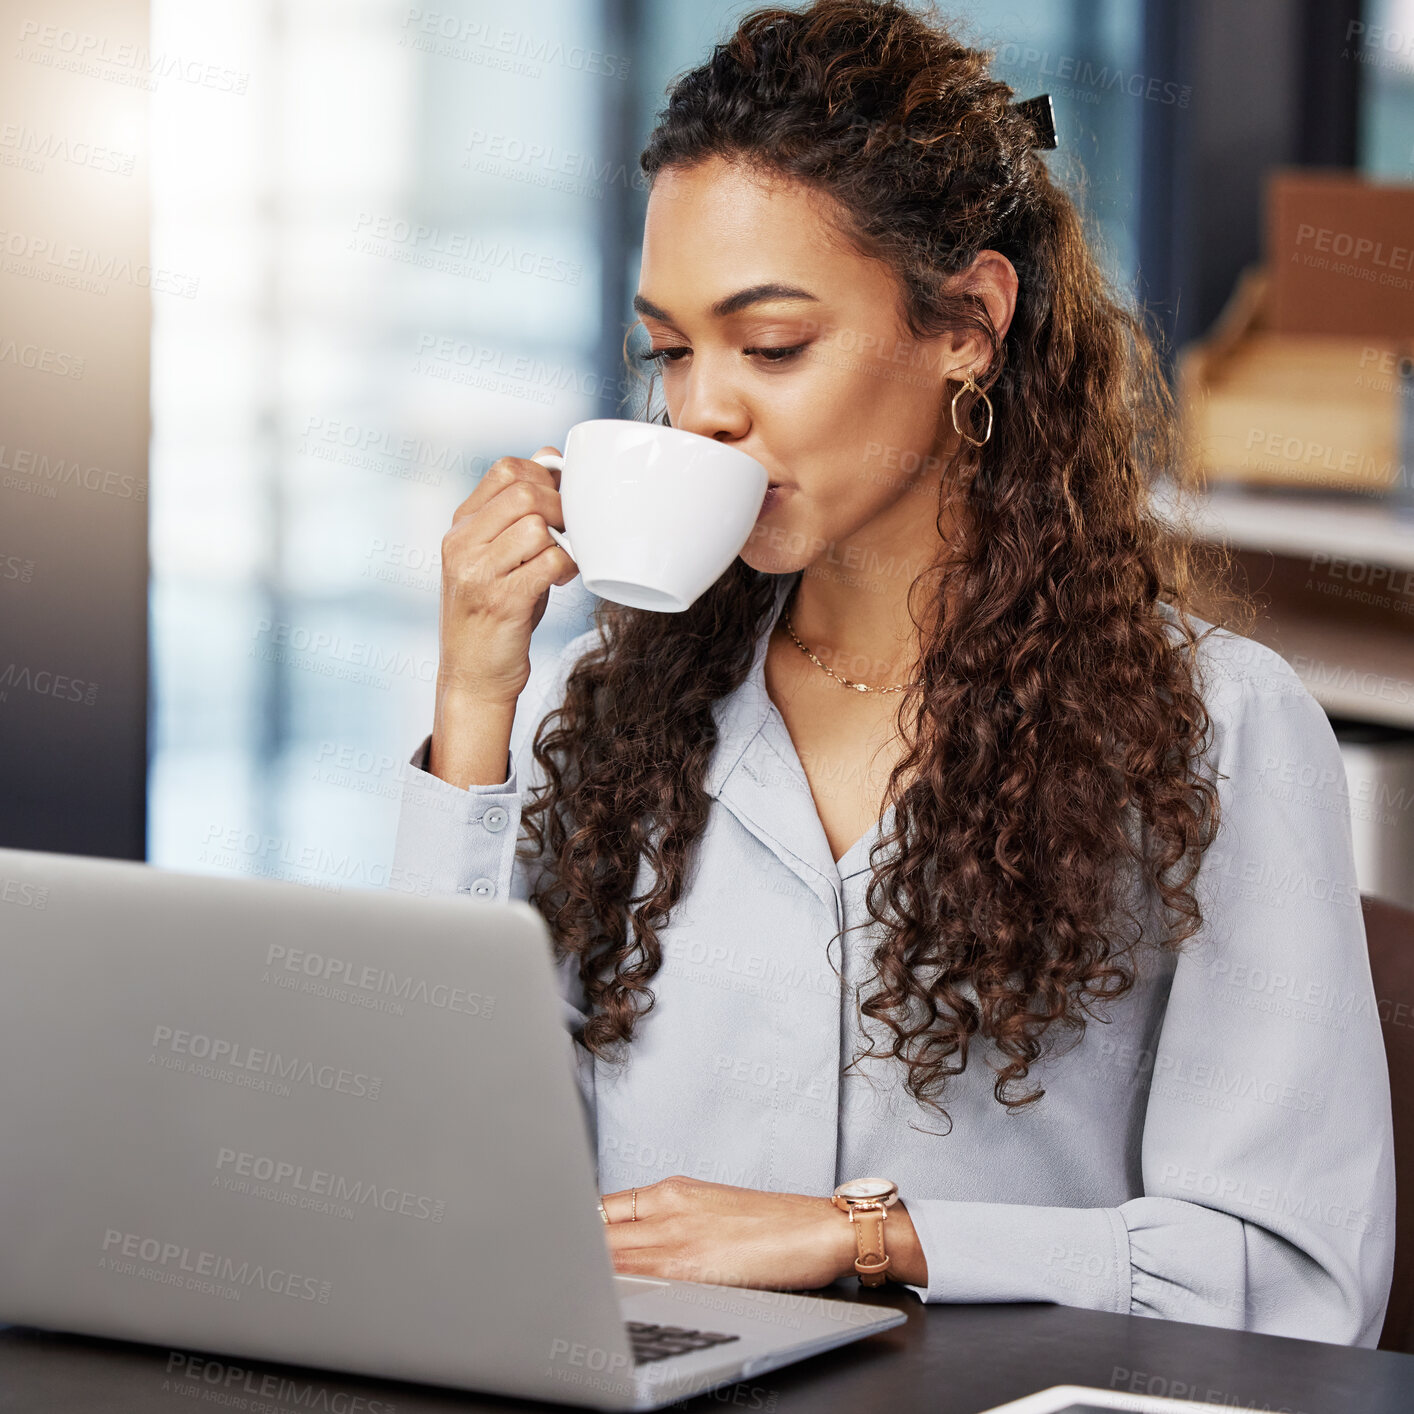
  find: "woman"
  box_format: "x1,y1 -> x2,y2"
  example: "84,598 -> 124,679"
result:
394,0 -> 1395,1345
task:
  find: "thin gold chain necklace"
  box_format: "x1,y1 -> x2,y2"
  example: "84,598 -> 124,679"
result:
780,583 -> 921,695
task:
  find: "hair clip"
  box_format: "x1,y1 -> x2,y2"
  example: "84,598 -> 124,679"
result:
1011,93 -> 1058,149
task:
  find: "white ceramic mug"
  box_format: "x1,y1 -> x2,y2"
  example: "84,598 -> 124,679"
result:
530,419 -> 770,612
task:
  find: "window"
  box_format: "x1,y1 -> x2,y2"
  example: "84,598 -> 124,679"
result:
1358,0 -> 1414,179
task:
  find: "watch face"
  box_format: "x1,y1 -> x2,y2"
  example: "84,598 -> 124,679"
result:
838,1178 -> 896,1201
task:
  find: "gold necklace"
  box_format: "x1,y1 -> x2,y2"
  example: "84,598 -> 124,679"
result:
781,584 -> 921,695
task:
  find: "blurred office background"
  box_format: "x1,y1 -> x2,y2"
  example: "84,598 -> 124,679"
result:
2,0 -> 1413,905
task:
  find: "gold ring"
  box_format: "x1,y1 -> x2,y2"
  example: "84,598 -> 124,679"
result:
598,1200 -> 609,1225
631,1189 -> 638,1222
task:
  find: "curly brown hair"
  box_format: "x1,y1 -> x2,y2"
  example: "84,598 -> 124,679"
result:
516,0 -> 1251,1130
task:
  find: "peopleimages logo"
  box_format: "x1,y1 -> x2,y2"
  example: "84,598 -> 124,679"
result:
100,1229 -> 332,1302
215,1147 -> 447,1223
264,944 -> 496,1019
0,661 -> 99,705
0,443 -> 142,495
0,226 -> 200,296
1158,1163 -> 1383,1237
163,1352 -> 398,1413
148,1025 -> 382,1100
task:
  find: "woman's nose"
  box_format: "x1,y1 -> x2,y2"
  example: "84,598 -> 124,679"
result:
671,362 -> 751,443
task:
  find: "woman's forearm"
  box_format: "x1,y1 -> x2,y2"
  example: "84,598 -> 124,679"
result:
429,686 -> 517,790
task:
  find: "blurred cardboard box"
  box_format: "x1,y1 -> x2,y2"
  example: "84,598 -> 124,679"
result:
1266,168 -> 1414,338
1178,269 -> 1404,492
1178,170 -> 1412,492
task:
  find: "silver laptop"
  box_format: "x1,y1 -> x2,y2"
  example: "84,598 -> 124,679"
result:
0,845 -> 905,1411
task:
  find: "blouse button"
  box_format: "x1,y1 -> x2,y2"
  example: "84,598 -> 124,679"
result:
463,876 -> 495,898
481,805 -> 509,833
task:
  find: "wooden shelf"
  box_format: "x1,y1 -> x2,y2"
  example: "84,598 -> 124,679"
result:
1240,600 -> 1414,730
1151,475 -> 1414,572
1150,482 -> 1414,730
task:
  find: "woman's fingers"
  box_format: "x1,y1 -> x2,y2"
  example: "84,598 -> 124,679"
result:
528,445 -> 563,487
606,1222 -> 711,1284
599,1175 -> 723,1224
449,452 -> 560,526
600,1175 -> 811,1225
432,448 -> 572,709
599,1188 -> 637,1224
596,1194 -> 846,1290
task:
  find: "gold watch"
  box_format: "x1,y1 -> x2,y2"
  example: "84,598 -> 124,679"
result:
831,1177 -> 899,1286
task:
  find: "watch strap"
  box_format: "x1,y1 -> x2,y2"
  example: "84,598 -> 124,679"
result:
850,1205 -> 889,1286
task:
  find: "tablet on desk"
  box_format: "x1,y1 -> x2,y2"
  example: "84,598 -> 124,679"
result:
982,1386 -> 1278,1414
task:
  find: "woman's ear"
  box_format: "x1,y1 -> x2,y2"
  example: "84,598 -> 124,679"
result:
929,248 -> 1019,379
967,249 -> 1018,345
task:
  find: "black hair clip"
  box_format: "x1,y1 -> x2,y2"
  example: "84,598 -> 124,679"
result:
1011,93 -> 1058,149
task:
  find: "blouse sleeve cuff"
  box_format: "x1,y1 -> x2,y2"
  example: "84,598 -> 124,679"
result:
897,1195 -> 1132,1314
392,734 -> 523,899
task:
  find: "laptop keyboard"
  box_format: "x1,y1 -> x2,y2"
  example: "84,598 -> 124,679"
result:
626,1321 -> 741,1364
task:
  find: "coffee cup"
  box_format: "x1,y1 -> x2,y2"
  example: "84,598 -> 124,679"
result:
530,419 -> 769,612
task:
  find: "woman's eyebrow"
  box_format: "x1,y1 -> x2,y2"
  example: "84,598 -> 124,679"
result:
632,282 -> 820,323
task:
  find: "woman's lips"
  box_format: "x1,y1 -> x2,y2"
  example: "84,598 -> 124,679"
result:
758,483 -> 785,516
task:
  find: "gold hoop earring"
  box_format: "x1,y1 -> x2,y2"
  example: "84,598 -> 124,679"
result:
950,370 -> 993,448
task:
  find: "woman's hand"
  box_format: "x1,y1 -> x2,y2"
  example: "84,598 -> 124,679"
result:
427,449 -> 579,788
436,448 -> 578,709
599,1175 -> 926,1291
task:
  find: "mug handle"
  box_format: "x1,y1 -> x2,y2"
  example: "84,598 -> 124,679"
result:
529,451 -> 575,562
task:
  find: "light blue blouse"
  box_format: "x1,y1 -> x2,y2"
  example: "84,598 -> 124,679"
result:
392,569 -> 1396,1346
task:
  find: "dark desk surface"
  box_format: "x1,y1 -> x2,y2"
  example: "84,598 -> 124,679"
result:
3,1293 -> 1411,1414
